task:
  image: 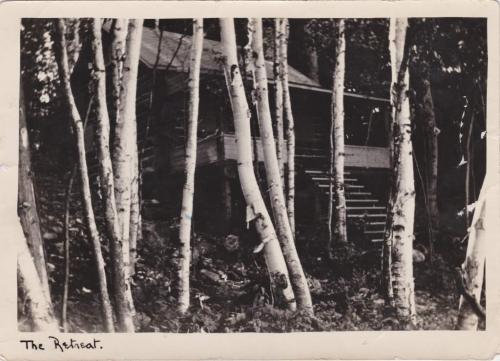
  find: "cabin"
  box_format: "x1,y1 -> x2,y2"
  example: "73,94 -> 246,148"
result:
74,25 -> 392,243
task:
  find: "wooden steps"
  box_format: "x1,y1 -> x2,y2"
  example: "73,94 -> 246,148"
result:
302,164 -> 387,243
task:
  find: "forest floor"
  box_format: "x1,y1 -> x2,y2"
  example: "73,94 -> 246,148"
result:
18,166 -> 478,332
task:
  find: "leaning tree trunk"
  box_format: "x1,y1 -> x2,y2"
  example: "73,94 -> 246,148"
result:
53,18 -> 115,332
111,19 -> 143,332
273,18 -> 285,183
177,18 -> 204,314
456,179 -> 489,330
18,225 -> 59,332
18,85 -> 52,305
280,19 -> 297,235
331,19 -> 348,248
62,95 -> 94,332
219,18 -> 296,309
249,18 -> 313,313
385,18 -> 417,326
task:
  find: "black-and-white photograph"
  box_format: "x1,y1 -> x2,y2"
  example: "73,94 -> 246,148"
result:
18,15 -> 488,334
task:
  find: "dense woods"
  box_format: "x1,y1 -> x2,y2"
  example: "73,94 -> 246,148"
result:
18,17 -> 488,332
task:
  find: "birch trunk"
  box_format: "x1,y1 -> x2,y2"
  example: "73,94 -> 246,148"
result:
456,180 -> 489,330
109,19 -> 136,330
90,19 -> 134,332
129,147 -> 139,276
18,85 -> 52,305
331,19 -> 348,246
280,19 -> 296,235
53,18 -> 115,332
273,18 -> 285,183
111,19 -> 143,332
382,18 -> 398,302
177,18 -> 204,314
111,19 -> 128,122
386,18 -> 417,326
18,225 -> 59,332
219,18 -> 296,309
62,95 -> 94,332
67,19 -> 81,75
249,18 -> 313,312
91,18 -> 121,264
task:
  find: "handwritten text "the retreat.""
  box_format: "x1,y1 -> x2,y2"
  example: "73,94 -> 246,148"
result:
20,336 -> 103,352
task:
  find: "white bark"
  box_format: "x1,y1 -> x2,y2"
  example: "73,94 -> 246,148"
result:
280,19 -> 296,235
177,18 -> 204,314
249,18 -> 313,312
456,180 -> 489,330
91,18 -> 135,332
219,18 -> 296,309
18,87 -> 57,332
111,19 -> 143,332
18,225 -> 59,332
274,18 -> 285,183
331,19 -> 348,246
129,148 -> 140,276
54,18 -> 115,332
18,85 -> 52,305
111,19 -> 128,122
382,18 -> 398,301
387,18 -> 417,325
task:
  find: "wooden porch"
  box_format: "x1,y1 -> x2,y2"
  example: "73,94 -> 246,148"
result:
169,133 -> 391,172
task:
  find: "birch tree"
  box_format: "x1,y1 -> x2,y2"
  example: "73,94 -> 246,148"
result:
219,18 -> 296,309
18,86 -> 52,305
129,151 -> 140,276
111,19 -> 143,332
177,18 -> 204,314
249,18 -> 313,312
384,18 -> 417,326
53,18 -> 115,332
111,19 -> 128,119
90,18 -> 133,332
18,226 -> 59,332
273,18 -> 285,182
62,95 -> 94,332
456,177 -> 491,330
129,24 -> 141,275
382,19 -> 397,301
279,19 -> 297,235
18,86 -> 57,332
329,19 -> 347,250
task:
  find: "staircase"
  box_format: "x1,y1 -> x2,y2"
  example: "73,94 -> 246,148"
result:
296,140 -> 388,244
303,168 -> 386,243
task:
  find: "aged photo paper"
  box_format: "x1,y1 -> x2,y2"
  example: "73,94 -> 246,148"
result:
0,0 -> 499,360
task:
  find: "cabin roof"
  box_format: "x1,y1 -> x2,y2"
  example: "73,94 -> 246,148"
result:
140,27 -> 324,90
